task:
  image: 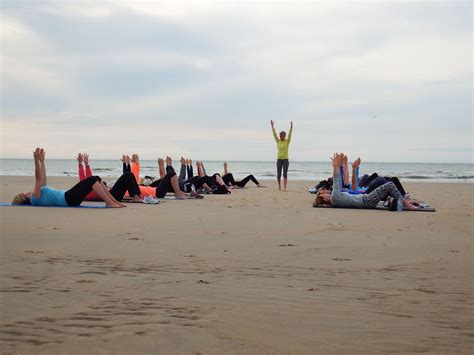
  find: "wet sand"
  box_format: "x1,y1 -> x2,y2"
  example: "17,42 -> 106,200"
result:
0,176 -> 473,354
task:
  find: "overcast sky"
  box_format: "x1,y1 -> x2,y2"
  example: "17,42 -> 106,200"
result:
1,0 -> 472,162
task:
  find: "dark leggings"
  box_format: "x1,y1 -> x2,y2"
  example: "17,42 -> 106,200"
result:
109,172 -> 141,201
149,171 -> 177,198
123,163 -> 131,174
277,159 -> 289,179
363,181 -> 402,208
359,173 -> 378,187
222,173 -> 260,187
186,175 -> 214,190
65,176 -> 101,206
365,176 -> 406,196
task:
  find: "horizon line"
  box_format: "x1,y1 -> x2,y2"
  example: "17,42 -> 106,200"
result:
0,158 -> 472,165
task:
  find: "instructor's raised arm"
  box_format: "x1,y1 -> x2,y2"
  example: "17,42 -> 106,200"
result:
287,121 -> 293,144
271,120 -> 279,143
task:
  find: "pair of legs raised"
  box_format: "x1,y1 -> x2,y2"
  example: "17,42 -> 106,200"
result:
150,170 -> 190,199
64,176 -> 125,208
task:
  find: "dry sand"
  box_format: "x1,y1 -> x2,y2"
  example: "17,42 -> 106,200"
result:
0,176 -> 473,354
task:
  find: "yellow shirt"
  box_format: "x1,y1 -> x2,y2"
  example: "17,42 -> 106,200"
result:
272,126 -> 292,160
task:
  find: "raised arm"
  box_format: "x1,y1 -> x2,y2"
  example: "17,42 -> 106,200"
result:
271,120 -> 279,143
343,154 -> 349,185
351,158 -> 361,191
287,121 -> 293,144
331,153 -> 343,192
32,148 -> 46,198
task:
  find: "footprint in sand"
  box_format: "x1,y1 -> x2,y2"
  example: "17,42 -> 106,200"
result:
24,250 -> 44,254
76,280 -> 97,284
307,288 -> 320,291
128,237 -> 144,241
196,280 -> 210,284
278,244 -> 295,247
332,258 -> 352,261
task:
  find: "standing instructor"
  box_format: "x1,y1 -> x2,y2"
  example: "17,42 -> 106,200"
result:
271,120 -> 293,191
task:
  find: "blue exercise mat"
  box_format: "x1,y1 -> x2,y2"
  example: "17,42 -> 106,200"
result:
0,203 -> 108,209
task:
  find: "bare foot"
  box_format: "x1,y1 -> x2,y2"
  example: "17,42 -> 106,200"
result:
166,156 -> 172,165
106,202 -> 124,208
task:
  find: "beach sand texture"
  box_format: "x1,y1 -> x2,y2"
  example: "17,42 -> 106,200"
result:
1,177 -> 473,354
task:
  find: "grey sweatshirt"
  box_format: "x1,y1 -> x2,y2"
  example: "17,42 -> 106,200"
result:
330,172 -> 365,208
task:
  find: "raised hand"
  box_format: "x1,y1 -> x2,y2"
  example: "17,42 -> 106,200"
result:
271,120 -> 274,127
166,156 -> 172,166
77,153 -> 83,164
157,158 -> 164,165
83,153 -> 89,165
125,155 -> 131,165
290,121 -> 293,128
352,157 -> 361,169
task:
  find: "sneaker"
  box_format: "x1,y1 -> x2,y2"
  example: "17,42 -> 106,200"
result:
143,196 -> 160,204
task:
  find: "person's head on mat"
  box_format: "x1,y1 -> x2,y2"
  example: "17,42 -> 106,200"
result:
313,190 -> 331,207
12,192 -> 32,205
279,131 -> 287,141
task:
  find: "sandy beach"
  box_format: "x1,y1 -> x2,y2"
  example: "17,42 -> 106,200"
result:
0,176 -> 473,354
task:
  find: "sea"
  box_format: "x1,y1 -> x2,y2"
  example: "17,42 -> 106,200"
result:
0,159 -> 472,183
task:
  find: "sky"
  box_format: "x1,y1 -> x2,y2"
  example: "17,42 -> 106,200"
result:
0,0 -> 472,163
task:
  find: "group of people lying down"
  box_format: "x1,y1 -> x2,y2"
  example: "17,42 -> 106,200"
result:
11,148 -> 265,208
313,153 -> 421,211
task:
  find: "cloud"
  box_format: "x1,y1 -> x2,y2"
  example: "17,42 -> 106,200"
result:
0,0 -> 472,162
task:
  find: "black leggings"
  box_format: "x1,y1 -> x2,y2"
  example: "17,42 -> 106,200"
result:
222,173 -> 260,187
277,159 -> 289,179
109,172 -> 141,201
149,171 -> 176,198
123,163 -> 131,174
365,176 -> 406,196
64,176 -> 101,206
359,173 -> 378,187
186,175 -> 214,189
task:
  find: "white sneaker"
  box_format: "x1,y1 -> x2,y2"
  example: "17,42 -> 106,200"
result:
143,196 -> 160,204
